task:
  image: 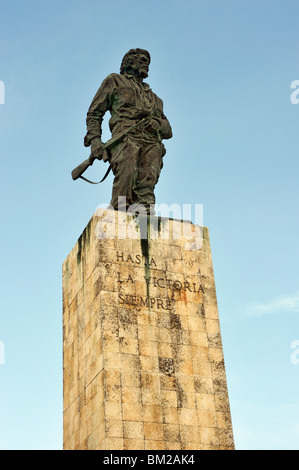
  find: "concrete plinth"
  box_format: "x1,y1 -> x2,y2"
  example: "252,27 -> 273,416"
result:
62,209 -> 234,450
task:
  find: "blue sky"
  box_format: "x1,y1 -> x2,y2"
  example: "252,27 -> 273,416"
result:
1,0 -> 299,450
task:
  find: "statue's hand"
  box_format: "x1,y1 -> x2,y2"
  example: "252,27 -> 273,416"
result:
145,118 -> 161,134
91,137 -> 104,159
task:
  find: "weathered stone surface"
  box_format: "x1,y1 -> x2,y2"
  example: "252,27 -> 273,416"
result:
62,209 -> 234,450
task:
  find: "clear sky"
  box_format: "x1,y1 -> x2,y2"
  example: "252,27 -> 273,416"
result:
1,0 -> 299,450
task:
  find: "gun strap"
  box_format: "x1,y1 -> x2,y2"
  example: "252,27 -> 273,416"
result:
79,164 -> 112,184
76,116 -> 149,184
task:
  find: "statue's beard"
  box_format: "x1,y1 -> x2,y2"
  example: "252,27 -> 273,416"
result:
139,70 -> 148,78
126,65 -> 148,79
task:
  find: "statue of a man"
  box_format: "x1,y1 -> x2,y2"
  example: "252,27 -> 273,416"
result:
84,48 -> 173,214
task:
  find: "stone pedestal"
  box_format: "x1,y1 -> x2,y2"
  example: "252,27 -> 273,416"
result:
62,209 -> 234,450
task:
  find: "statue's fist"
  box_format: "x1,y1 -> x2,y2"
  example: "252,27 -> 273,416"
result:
91,138 -> 104,159
145,118 -> 161,133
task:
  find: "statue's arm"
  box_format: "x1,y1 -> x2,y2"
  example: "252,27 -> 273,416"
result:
153,96 -> 172,140
84,75 -> 113,147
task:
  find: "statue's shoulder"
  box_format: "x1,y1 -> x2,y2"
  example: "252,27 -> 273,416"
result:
106,73 -> 125,83
101,73 -> 130,89
108,72 -> 121,79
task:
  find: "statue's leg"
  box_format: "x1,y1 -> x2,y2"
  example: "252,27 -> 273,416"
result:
109,137 -> 140,210
133,141 -> 162,212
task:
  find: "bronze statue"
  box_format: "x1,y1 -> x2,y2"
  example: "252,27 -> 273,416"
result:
73,48 -> 172,214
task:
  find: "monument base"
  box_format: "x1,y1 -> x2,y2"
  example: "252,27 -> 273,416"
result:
62,209 -> 234,450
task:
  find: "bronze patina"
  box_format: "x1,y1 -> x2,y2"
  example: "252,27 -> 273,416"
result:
73,49 -> 172,214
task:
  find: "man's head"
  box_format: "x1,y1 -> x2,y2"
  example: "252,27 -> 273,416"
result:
120,48 -> 151,79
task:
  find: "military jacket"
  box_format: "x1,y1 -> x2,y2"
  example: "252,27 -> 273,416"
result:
84,73 -> 172,146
